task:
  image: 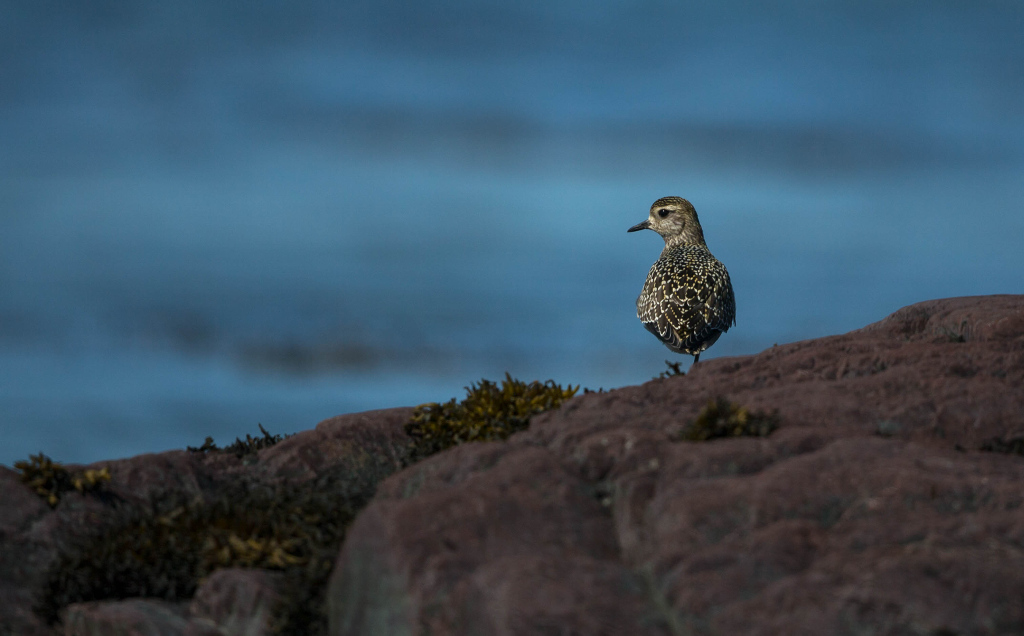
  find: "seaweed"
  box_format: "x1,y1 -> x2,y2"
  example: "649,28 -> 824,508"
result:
655,360 -> 686,379
676,397 -> 779,441
38,473 -> 364,634
188,437 -> 219,452
405,373 -> 578,460
188,423 -> 287,459
14,453 -> 110,508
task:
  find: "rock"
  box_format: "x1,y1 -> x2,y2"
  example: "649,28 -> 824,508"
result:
189,568 -> 282,636
62,599 -> 194,636
53,570 -> 284,636
257,407 -> 413,490
0,407 -> 414,635
531,296 -> 1024,452
0,466 -> 50,538
5,296 -> 1024,635
0,466 -> 55,635
101,451 -> 213,504
861,294 -> 1024,342
328,442 -> 660,635
328,295 -> 1024,635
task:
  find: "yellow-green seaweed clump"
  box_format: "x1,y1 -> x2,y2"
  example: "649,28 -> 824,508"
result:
677,397 -> 779,441
405,374 -> 578,459
14,453 -> 110,508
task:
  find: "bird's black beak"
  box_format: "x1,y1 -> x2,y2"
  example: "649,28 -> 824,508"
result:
627,219 -> 651,233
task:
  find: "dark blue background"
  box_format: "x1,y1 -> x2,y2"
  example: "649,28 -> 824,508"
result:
2,1 -> 1022,464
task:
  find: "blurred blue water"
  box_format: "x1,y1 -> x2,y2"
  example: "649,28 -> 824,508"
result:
1,1 -> 1022,465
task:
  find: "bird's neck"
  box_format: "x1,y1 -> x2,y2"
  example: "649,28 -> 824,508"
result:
663,228 -> 707,251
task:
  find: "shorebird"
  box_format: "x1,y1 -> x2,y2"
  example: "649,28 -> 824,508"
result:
629,196 -> 736,364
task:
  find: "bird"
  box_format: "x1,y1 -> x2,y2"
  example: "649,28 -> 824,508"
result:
628,196 -> 736,364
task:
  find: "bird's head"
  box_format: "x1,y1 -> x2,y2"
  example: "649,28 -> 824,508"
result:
627,196 -> 706,247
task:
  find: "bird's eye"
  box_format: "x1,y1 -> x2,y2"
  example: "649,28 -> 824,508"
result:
658,209 -> 671,218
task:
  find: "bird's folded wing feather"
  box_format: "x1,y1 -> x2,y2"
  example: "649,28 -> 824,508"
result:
636,253 -> 735,350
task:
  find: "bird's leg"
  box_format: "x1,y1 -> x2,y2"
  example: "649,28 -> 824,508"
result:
692,353 -> 700,365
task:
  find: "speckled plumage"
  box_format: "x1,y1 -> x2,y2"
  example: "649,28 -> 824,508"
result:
629,196 -> 736,363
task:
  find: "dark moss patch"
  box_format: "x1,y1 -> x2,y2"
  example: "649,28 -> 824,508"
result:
38,473 -> 363,634
980,435 -> 1024,456
14,453 -> 110,508
188,423 -> 287,459
676,397 -> 779,441
405,374 -> 578,460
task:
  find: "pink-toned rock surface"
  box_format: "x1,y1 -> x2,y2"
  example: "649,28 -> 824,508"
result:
188,568 -> 282,636
62,599 -> 194,636
48,569 -> 284,636
329,296 -> 1024,636
5,297 -> 1024,635
329,443 -> 653,636
257,407 -> 413,488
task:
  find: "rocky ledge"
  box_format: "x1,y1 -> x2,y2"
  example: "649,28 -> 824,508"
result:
3,295 -> 1023,636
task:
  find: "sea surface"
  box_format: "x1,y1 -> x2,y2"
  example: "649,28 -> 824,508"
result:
2,1 -> 1022,465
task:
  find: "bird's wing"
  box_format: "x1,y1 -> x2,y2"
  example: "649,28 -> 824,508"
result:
637,250 -> 735,352
700,257 -> 735,331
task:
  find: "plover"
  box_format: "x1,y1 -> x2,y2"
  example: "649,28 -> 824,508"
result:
629,196 -> 736,364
